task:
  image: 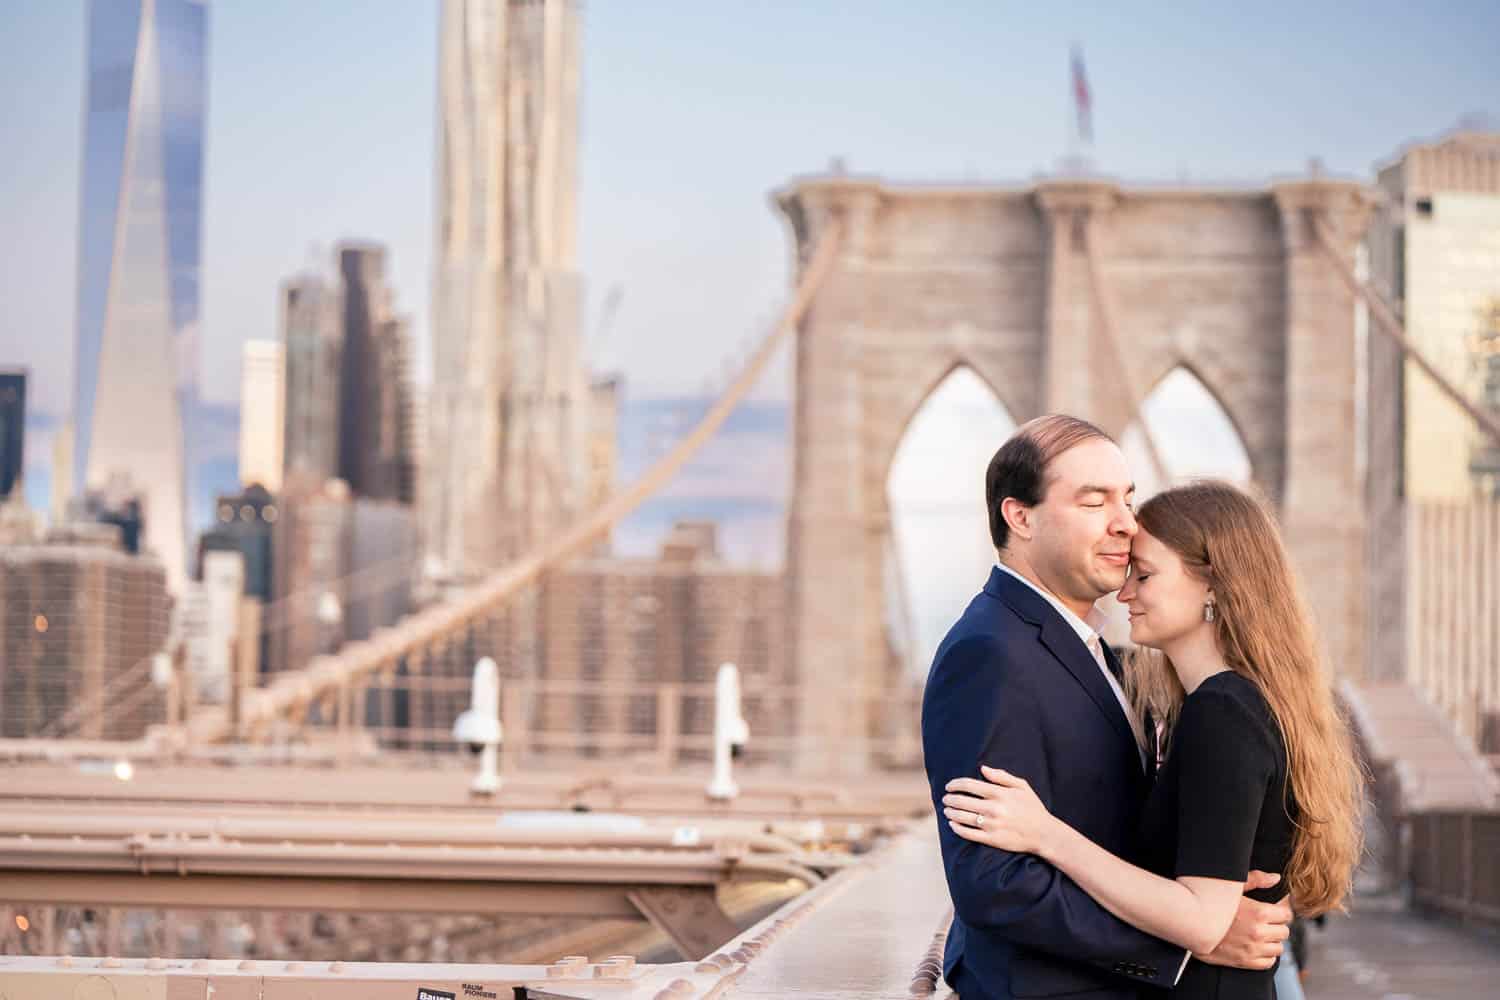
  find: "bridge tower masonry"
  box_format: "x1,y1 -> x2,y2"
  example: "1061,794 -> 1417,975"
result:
778,171 -> 1376,772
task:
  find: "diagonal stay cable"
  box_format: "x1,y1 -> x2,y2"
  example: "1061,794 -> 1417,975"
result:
1311,212 -> 1500,445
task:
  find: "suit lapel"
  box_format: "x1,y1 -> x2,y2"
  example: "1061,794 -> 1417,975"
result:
1035,617 -> 1142,762
986,567 -> 1143,770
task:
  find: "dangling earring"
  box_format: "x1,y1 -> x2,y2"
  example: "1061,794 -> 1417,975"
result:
1203,600 -> 1217,623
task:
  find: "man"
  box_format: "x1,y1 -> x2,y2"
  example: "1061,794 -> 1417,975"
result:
921,414 -> 1290,1000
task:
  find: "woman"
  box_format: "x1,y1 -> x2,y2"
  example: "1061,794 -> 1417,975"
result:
941,481 -> 1364,999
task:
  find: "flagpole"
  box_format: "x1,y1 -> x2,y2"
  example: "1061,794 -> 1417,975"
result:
1067,42 -> 1093,177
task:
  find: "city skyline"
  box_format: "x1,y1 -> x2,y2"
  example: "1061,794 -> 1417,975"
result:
1,2 -> 1495,421
0,1 -> 1497,589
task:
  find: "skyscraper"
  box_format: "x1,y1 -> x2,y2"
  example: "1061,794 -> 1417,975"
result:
50,424 -> 73,527
196,483 -> 276,681
425,0 -> 590,582
0,370 -> 24,501
199,483 -> 276,602
280,273 -> 341,494
267,479 -> 416,676
337,243 -> 415,504
71,0 -> 207,595
1368,128 -> 1500,500
238,340 -> 284,492
1,533 -> 172,739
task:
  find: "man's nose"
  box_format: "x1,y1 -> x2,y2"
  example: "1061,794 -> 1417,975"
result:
1111,503 -> 1138,536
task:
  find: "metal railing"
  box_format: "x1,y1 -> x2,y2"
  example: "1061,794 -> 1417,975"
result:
1409,810 -> 1500,928
281,676 -> 925,772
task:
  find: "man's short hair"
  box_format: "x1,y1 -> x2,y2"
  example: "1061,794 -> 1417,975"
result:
985,414 -> 1113,551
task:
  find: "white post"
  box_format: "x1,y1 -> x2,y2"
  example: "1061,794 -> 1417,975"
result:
707,662 -> 749,801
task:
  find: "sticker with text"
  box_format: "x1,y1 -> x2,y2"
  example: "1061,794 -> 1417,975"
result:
416,989 -> 456,1000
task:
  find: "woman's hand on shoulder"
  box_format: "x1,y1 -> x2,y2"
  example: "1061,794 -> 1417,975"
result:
942,765 -> 1058,856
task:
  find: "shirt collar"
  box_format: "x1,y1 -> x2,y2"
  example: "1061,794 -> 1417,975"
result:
994,561 -> 1108,644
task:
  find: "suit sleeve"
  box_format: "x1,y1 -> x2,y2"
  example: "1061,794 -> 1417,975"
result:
924,633 -> 1186,989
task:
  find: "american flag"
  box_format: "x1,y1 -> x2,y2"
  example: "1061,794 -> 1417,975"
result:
1071,45 -> 1092,143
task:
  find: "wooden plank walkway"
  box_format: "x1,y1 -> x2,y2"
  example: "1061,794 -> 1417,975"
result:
1300,896 -> 1500,998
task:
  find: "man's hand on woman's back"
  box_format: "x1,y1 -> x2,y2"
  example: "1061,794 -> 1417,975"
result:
1194,870 -> 1292,971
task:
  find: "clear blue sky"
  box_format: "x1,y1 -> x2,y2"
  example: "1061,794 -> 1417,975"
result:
2,1 -> 1496,418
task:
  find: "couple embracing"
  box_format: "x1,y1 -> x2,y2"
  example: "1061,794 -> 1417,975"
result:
921,415 -> 1365,1000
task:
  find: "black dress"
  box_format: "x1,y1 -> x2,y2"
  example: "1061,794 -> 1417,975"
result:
1136,671 -> 1296,1000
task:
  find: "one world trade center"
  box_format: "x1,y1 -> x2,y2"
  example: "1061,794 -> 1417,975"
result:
71,0 -> 206,593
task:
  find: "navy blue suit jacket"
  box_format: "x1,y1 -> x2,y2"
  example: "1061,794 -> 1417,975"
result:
921,567 -> 1185,999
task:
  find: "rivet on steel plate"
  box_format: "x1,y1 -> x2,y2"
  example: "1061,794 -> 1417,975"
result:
594,959 -> 631,979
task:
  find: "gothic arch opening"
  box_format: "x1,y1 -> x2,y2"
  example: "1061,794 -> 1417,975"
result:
1120,366 -> 1253,499
885,366 -> 1016,679
1106,367 -> 1254,644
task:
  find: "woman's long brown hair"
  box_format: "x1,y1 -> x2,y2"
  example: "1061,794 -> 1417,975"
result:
1123,480 -> 1365,916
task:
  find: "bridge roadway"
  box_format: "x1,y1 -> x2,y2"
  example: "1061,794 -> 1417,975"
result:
2,820 -> 1497,996
0,755 -> 928,965
2,748 -> 1497,994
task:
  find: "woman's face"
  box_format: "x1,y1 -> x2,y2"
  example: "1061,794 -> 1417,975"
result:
1117,527 -> 1212,649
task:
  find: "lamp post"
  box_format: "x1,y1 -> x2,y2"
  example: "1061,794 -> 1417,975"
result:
707,662 -> 749,801
453,657 -> 503,795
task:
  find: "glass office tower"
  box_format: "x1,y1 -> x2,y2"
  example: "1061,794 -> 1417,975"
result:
72,0 -> 206,593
